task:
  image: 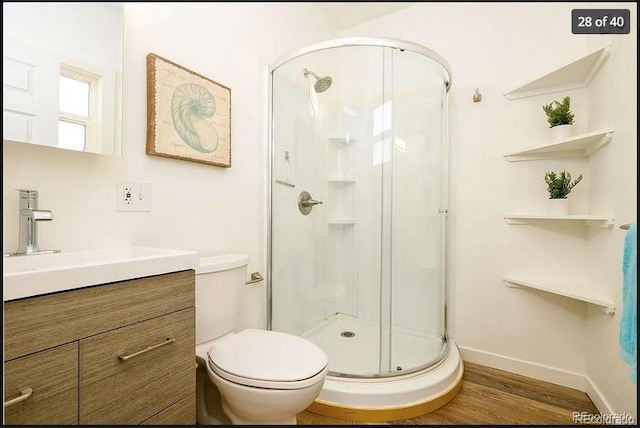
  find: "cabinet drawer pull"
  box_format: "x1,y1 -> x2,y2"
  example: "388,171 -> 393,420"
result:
4,388 -> 33,407
117,337 -> 175,362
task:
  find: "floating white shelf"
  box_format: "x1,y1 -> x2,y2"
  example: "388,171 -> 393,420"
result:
504,214 -> 614,228
504,128 -> 614,162
327,218 -> 357,225
327,176 -> 356,183
503,276 -> 615,315
504,45 -> 611,100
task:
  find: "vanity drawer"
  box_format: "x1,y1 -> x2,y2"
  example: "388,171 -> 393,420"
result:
3,342 -> 78,425
141,393 -> 196,425
4,270 -> 194,360
79,308 -> 195,425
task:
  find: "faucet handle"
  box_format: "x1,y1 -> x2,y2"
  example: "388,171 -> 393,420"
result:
16,189 -> 38,198
16,189 -> 39,209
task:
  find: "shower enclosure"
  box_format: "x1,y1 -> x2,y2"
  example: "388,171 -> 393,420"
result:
268,37 -> 461,417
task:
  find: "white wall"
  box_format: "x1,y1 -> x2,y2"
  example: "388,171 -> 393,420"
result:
2,3 -> 336,330
341,1 -> 637,418
584,4 -> 637,416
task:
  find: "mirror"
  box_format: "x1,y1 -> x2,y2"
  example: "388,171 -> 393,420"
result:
3,2 -> 123,156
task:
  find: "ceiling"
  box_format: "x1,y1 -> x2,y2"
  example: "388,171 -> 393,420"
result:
312,2 -> 414,31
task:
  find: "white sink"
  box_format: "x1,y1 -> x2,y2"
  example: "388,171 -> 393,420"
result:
3,246 -> 198,301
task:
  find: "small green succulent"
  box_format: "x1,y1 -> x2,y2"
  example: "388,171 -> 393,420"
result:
544,170 -> 583,199
542,96 -> 575,128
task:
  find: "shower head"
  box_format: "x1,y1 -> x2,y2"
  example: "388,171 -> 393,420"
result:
303,68 -> 332,93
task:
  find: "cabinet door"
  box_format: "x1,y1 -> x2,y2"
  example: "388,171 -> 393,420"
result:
80,308 -> 195,425
141,393 -> 196,425
3,343 -> 78,425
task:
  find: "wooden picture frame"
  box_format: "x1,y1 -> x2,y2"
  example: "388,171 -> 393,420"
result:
146,53 -> 231,167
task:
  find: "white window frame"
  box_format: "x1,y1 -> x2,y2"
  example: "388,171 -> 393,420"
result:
58,63 -> 103,151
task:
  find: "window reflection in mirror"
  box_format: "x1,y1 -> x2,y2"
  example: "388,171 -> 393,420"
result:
3,2 -> 123,156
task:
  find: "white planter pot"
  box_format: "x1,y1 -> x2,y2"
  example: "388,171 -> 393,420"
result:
548,198 -> 569,216
549,124 -> 574,142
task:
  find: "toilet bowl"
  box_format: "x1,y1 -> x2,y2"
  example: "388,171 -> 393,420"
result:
195,254 -> 328,425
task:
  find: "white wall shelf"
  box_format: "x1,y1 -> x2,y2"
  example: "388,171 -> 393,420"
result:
503,276 -> 615,315
504,214 -> 615,228
503,45 -> 611,100
504,128 -> 614,162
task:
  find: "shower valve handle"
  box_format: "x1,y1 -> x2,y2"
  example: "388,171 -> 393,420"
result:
301,198 -> 323,207
298,191 -> 323,215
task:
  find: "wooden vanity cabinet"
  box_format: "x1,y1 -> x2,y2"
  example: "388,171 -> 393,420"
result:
3,270 -> 196,425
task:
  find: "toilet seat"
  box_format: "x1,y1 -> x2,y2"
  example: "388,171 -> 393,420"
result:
207,329 -> 328,390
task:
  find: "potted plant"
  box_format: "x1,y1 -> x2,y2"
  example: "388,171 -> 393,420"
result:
544,170 -> 582,215
542,96 -> 575,141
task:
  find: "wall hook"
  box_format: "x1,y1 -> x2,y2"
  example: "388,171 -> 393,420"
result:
473,88 -> 482,103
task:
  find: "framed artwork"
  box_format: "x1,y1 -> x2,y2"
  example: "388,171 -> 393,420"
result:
146,53 -> 231,167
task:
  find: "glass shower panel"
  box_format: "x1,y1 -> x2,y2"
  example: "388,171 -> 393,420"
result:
270,40 -> 450,378
390,48 -> 447,372
271,46 -> 387,376
270,59 -> 328,340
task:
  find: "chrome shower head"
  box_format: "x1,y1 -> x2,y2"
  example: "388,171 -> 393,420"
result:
303,68 -> 332,93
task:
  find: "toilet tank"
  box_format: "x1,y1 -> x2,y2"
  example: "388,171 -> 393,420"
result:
195,254 -> 249,345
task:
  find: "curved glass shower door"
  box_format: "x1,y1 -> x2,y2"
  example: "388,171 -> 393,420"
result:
270,41 -> 449,377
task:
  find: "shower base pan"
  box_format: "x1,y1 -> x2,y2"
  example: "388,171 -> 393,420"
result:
303,315 -> 463,422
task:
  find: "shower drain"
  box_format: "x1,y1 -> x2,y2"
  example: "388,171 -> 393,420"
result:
340,331 -> 356,338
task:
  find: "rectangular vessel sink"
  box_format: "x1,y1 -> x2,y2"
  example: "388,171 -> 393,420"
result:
3,246 -> 198,301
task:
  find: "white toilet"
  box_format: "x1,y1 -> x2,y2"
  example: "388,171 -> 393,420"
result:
194,254 -> 328,425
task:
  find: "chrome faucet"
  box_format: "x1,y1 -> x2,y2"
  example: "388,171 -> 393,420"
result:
4,189 -> 60,257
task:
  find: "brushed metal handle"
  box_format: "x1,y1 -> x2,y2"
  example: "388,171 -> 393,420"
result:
301,198 -> 323,207
118,337 -> 175,362
245,271 -> 264,285
4,388 -> 33,408
298,191 -> 323,215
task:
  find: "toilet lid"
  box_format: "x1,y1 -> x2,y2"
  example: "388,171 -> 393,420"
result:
207,329 -> 328,388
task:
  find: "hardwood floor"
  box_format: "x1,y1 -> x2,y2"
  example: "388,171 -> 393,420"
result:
297,361 -> 601,425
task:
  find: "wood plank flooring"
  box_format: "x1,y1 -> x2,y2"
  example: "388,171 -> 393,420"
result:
297,361 -> 601,425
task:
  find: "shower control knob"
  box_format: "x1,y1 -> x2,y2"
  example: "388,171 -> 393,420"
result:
298,191 -> 323,215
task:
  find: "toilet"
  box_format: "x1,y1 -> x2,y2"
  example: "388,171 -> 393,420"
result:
194,254 -> 328,425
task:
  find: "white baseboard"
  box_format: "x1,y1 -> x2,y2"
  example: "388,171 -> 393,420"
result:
583,375 -> 615,414
458,345 -> 613,414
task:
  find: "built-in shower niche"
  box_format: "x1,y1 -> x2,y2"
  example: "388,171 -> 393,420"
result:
323,106 -> 359,319
327,106 -> 359,142
324,224 -> 357,318
326,180 -> 356,222
326,106 -> 358,177
326,137 -> 356,180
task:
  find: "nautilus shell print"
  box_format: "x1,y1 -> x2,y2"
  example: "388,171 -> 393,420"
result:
171,83 -> 219,153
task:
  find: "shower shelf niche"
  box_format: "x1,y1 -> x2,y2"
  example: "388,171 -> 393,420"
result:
503,128 -> 614,162
504,215 -> 615,228
327,218 -> 357,225
327,176 -> 356,183
503,276 -> 615,315
328,136 -> 356,144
